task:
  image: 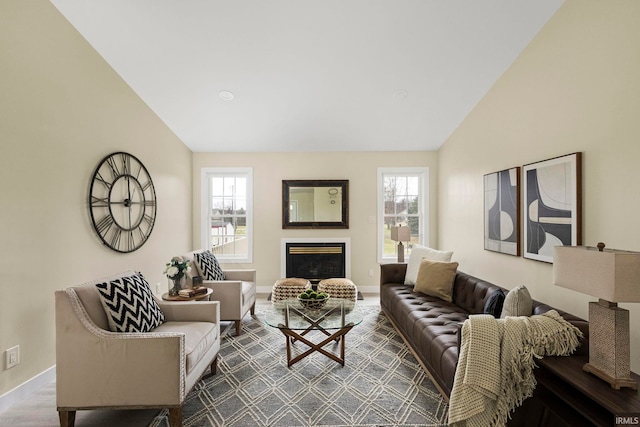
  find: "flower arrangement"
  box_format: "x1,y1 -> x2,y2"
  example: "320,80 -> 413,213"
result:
164,258 -> 191,279
164,258 -> 192,296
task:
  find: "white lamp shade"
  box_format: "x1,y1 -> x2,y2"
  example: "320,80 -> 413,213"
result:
391,226 -> 410,242
553,245 -> 640,303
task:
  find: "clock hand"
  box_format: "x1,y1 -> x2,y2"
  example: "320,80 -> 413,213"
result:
126,175 -> 132,229
111,200 -> 150,205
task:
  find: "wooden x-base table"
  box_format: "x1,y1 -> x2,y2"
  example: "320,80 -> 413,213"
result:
265,298 -> 362,367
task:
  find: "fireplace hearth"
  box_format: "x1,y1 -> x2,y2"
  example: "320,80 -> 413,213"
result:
285,242 -> 346,283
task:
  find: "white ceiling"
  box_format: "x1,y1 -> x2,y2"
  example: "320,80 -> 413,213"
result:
50,0 -> 563,152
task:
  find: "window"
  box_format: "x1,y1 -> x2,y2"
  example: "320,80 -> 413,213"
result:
377,167 -> 428,263
201,168 -> 253,263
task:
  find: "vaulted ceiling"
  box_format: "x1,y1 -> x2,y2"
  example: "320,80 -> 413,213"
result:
50,0 -> 564,152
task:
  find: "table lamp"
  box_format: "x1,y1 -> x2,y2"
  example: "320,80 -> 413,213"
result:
391,225 -> 410,263
553,242 -> 640,390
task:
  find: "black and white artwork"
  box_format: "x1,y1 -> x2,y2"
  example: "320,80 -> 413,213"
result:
484,167 -> 520,256
523,152 -> 582,263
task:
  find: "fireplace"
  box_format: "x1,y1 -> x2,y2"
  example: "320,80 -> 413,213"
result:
281,238 -> 350,283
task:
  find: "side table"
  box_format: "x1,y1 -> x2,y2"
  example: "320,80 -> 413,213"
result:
509,354 -> 640,426
161,287 -> 212,302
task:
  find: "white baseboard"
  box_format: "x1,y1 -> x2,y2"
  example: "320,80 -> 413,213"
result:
256,285 -> 272,294
0,365 -> 56,415
355,285 -> 378,293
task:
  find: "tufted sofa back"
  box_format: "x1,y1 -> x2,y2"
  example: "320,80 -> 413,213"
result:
451,271 -> 504,315
379,263 -> 502,314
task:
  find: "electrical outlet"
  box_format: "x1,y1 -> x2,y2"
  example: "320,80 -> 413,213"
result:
156,282 -> 161,294
368,269 -> 374,276
5,345 -> 19,369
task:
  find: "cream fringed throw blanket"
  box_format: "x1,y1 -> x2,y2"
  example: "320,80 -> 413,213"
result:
448,311 -> 583,427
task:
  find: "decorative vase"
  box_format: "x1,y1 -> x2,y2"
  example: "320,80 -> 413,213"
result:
168,275 -> 185,296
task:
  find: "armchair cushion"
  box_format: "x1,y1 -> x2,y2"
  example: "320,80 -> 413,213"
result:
154,321 -> 219,374
96,273 -> 165,333
194,250 -> 225,281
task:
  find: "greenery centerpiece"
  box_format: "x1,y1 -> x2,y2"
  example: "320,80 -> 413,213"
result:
298,288 -> 329,310
164,258 -> 191,296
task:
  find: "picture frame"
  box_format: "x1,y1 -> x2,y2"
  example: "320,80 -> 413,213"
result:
523,152 -> 582,263
484,167 -> 521,256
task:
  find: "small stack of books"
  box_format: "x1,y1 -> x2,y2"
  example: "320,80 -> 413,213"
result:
178,287 -> 208,298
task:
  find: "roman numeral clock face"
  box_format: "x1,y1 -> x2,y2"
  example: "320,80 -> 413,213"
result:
89,152 -> 157,253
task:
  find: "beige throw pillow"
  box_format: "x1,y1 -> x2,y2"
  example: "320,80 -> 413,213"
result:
413,259 -> 459,302
404,245 -> 454,285
500,285 -> 533,318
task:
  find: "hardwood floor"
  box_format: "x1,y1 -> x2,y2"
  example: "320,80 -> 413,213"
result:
0,381 -> 164,427
0,293 -> 380,427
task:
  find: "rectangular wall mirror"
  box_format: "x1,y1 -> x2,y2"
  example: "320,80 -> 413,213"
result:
282,180 -> 349,229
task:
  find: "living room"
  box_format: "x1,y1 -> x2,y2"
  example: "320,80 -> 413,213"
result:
2,0 -> 640,424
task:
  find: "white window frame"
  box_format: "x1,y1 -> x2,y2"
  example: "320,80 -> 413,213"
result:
200,167 -> 253,263
377,167 -> 429,263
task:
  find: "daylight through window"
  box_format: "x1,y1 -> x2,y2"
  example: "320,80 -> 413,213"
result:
378,167 -> 428,262
201,168 -> 253,263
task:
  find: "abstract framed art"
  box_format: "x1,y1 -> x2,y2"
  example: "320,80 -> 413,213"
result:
523,152 -> 582,263
484,167 -> 521,256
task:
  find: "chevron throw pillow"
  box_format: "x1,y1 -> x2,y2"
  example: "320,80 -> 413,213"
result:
194,250 -> 225,281
96,273 -> 165,333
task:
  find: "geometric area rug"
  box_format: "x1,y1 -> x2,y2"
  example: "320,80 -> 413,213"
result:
151,305 -> 448,427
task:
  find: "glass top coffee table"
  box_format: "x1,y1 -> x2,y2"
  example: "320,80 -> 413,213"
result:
265,298 -> 363,367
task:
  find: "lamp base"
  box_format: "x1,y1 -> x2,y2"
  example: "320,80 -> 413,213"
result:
586,300 -> 637,390
397,242 -> 404,263
583,363 -> 638,390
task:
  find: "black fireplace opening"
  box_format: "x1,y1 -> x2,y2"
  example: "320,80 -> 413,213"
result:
286,242 -> 346,283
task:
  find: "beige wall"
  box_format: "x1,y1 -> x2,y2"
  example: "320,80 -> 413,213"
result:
0,1 -> 193,396
193,152 -> 438,288
438,0 -> 640,371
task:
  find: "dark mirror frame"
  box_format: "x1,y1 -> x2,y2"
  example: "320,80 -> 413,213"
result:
282,180 -> 349,229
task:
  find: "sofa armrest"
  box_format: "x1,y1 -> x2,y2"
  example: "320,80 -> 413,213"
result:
202,280 -> 244,318
380,263 -> 408,285
156,298 -> 220,324
203,280 -> 243,293
223,269 -> 256,282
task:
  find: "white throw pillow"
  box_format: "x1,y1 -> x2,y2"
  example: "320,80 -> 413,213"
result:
404,245 -> 454,285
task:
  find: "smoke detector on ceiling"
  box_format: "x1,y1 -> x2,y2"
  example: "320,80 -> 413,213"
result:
393,89 -> 408,100
219,90 -> 235,101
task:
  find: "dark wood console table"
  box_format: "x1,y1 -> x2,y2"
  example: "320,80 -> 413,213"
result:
508,354 -> 640,426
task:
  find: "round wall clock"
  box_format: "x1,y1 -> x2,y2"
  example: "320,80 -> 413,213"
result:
89,152 -> 157,253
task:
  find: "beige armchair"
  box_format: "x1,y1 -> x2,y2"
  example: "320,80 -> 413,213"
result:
55,270 -> 220,427
179,250 -> 256,335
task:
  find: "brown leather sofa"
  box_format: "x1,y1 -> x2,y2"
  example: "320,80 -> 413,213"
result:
379,263 -> 589,398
